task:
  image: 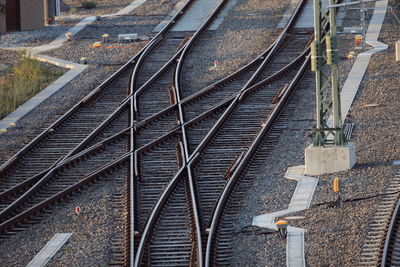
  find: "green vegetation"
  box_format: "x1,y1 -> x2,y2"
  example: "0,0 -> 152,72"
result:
69,7 -> 77,14
0,52 -> 65,119
80,1 -> 98,9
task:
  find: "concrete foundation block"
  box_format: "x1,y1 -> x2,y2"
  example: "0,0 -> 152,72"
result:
305,143 -> 356,175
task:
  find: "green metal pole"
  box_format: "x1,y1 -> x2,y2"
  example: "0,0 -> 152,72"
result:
313,0 -> 324,146
329,0 -> 343,145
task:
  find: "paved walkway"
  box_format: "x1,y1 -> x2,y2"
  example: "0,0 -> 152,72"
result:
252,166 -> 317,267
0,0 -> 148,132
278,0 -> 347,29
153,0 -> 236,32
26,233 -> 72,267
253,0 -> 388,266
326,0 -> 388,128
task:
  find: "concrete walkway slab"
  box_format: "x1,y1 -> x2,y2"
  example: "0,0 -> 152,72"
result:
287,227 -> 306,267
153,0 -> 188,32
113,0 -> 148,16
279,0 -> 347,29
328,0 -> 388,127
295,0 -> 328,28
252,166 -> 318,267
26,233 -> 72,267
154,0 -> 234,32
170,0 -> 219,31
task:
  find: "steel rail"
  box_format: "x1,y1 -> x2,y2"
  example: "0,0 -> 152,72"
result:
128,43 -> 274,131
203,0 -> 343,263
132,39 -> 309,267
133,1 -> 230,265
130,0 -> 194,92
131,46 -> 185,114
381,197 -> 400,266
186,0 -> 307,162
0,153 -> 130,233
132,0 -> 312,264
0,100 -> 130,217
205,53 -> 311,266
0,2 -> 197,232
133,0 -> 307,131
0,0 -> 194,177
240,0 -> 307,88
130,0 -> 307,162
0,126 -> 131,222
133,52 -> 305,157
133,166 -> 187,266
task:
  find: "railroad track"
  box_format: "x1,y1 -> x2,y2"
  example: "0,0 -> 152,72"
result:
361,173 -> 400,266
0,0 -> 195,203
0,0 -> 197,265
132,0 -> 314,265
0,0 -> 330,266
0,0 -> 240,265
381,193 -> 400,266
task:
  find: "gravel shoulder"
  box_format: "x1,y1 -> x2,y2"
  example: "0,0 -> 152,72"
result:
181,0 -> 288,93
1,0 -> 395,265
302,2 -> 400,265
230,1 -> 400,266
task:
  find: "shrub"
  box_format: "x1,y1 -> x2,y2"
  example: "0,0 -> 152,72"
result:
80,1 -> 97,9
0,52 -> 65,119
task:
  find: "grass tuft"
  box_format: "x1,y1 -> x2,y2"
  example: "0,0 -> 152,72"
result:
0,51 -> 65,119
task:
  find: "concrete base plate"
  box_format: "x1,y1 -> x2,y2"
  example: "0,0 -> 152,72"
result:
305,143 -> 356,175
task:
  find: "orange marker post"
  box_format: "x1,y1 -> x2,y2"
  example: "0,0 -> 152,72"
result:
333,177 -> 341,206
276,218 -> 288,240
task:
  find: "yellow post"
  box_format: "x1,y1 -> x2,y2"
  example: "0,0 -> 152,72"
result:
333,177 -> 340,192
276,218 -> 288,240
333,177 -> 341,206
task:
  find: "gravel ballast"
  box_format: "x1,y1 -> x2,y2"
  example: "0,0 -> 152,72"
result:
0,0 -> 293,265
229,1 -> 400,266
1,0 -> 397,265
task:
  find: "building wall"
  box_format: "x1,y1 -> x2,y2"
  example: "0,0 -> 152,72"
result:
0,13 -> 5,33
0,2 -> 6,33
19,0 -> 44,31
